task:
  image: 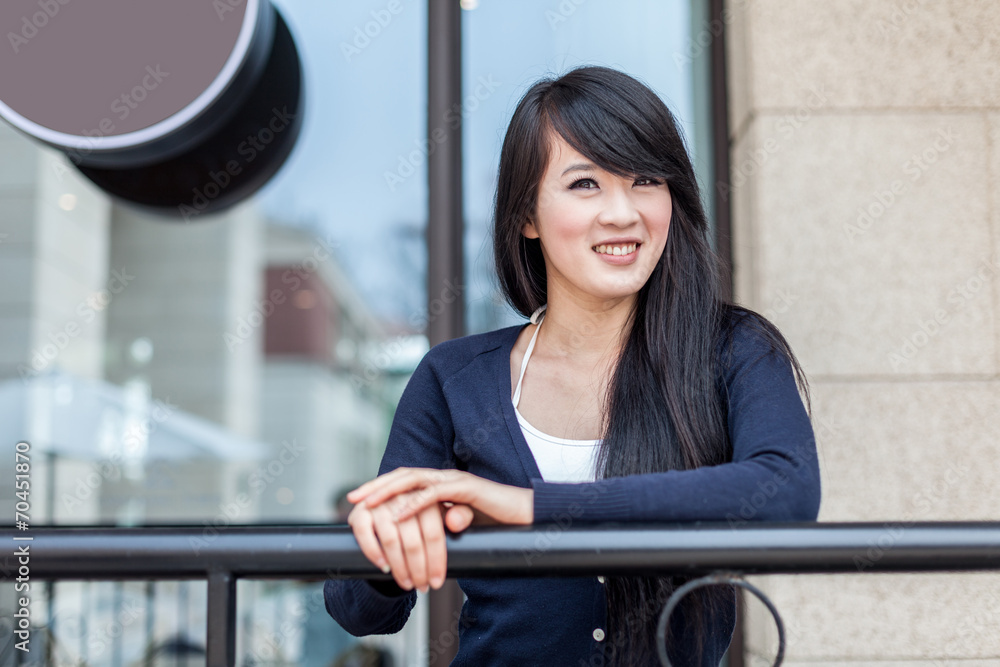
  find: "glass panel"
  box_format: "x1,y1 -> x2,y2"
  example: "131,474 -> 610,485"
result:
0,0 -> 427,525
0,579 -> 207,667
235,579 -> 427,667
0,2 -> 712,665
460,0 -> 705,333
0,1 -> 428,665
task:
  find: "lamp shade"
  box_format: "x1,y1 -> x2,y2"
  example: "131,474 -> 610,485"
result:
0,0 -> 304,218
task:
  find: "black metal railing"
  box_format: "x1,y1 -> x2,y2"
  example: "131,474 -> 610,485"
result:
3,521 -> 1000,666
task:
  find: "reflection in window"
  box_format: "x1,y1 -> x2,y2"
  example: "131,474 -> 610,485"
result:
0,1 -> 709,665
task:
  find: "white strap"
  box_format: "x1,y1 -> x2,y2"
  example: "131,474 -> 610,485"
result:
513,308 -> 545,407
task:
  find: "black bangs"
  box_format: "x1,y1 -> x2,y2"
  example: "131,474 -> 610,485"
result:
541,66 -> 678,180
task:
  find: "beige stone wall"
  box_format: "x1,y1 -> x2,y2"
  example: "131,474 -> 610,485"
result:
725,1 -> 1000,664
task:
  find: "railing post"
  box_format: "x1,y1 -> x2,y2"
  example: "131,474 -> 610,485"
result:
206,570 -> 236,667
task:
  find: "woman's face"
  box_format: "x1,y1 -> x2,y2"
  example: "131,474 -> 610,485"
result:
523,131 -> 672,304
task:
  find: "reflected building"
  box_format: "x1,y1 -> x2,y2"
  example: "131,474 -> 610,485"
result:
0,117 -> 404,525
0,120 -> 424,665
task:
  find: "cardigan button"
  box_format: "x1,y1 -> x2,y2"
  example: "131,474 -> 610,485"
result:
597,576 -> 605,583
592,628 -> 605,642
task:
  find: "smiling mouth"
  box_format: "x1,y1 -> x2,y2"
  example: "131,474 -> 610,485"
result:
592,242 -> 640,256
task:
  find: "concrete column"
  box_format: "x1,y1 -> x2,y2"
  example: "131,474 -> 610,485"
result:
726,1 -> 1000,663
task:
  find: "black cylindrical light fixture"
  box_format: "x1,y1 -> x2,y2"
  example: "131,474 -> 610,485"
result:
0,0 -> 304,219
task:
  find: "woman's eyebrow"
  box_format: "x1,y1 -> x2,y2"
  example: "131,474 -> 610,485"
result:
561,162 -> 597,176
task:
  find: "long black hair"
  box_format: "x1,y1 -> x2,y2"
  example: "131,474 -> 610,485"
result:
492,65 -> 811,665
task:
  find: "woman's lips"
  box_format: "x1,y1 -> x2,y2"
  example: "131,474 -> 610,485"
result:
593,243 -> 640,265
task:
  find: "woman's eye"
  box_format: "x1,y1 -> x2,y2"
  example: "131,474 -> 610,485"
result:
570,176 -> 662,189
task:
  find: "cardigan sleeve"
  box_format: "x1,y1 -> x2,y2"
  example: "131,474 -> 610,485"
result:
324,349 -> 457,635
530,320 -> 822,525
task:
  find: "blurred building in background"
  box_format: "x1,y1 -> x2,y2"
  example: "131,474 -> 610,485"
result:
0,117 -> 407,524
0,114 -> 425,663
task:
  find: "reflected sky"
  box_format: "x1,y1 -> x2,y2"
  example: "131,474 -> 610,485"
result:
256,0 -> 694,334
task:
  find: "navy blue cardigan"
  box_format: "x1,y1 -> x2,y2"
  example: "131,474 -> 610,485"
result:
325,313 -> 822,666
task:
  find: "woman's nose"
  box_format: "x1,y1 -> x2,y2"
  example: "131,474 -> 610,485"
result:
597,184 -> 641,226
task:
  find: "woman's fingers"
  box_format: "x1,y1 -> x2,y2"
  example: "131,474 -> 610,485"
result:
371,504 -> 413,590
354,468 -> 458,509
395,480 -> 534,526
349,496 -> 480,592
395,509 -> 428,592
346,504 -> 389,574
444,504 -> 475,533
348,467 -> 535,591
346,467 -> 430,504
389,481 -> 478,522
348,484 -> 483,592
371,500 -> 454,592
419,505 -> 448,589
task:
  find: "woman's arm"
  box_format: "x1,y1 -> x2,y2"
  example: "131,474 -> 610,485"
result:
528,327 -> 821,525
323,351 -> 460,636
356,325 -> 821,527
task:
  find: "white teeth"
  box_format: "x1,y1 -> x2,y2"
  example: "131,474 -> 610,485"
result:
593,243 -> 636,256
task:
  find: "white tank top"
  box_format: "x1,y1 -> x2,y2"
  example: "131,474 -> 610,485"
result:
513,305 -> 602,483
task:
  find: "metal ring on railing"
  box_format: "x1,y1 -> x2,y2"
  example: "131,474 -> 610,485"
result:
656,571 -> 785,667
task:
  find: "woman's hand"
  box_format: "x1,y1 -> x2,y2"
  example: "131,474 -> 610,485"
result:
347,468 -> 534,526
347,496 -> 475,593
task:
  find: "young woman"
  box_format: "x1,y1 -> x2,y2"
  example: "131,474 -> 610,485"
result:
325,65 -> 821,666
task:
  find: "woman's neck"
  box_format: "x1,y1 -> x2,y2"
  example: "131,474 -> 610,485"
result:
538,294 -> 635,364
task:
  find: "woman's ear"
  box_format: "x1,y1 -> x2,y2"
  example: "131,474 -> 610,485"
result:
521,219 -> 539,240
